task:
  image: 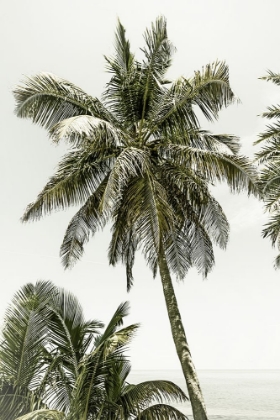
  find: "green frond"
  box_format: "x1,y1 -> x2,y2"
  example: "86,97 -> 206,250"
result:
101,147 -> 150,212
95,302 -> 131,346
22,149 -> 113,222
139,174 -> 174,275
134,403 -> 188,420
16,409 -> 65,420
142,16 -> 175,77
274,253 -> 280,268
260,70 -> 280,86
0,282 -> 56,420
255,121 -> 280,146
14,73 -> 112,130
189,60 -> 236,121
60,179 -> 109,269
254,138 -> 280,163
188,131 -> 240,155
161,144 -> 258,195
105,19 -> 134,75
262,105 -> 280,120
123,379 -> 187,407
262,213 -> 280,246
148,77 -> 199,133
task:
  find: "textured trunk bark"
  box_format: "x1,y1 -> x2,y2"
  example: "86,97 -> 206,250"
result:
158,245 -> 208,420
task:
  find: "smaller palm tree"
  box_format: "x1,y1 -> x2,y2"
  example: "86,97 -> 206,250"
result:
255,71 -> 280,266
0,281 -> 188,420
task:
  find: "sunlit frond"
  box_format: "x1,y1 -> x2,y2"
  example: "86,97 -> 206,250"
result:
16,409 -> 65,420
101,147 -> 150,212
49,115 -> 126,148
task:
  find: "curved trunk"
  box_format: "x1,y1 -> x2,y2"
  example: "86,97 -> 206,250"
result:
158,246 -> 208,420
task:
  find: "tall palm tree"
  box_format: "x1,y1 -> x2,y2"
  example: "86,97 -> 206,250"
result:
0,281 -> 188,420
14,17 -> 258,419
255,71 -> 280,267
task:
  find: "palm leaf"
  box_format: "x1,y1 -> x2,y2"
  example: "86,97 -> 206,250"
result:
60,178 -> 109,268
134,404 -> 188,419
16,409 -> 65,420
14,73 -> 113,130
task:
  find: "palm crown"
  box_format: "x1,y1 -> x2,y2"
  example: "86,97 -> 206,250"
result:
14,18 -> 257,289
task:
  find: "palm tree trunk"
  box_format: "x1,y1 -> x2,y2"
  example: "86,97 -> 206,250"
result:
158,244 -> 208,420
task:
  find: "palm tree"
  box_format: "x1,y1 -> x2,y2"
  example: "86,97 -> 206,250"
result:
255,71 -> 280,267
14,17 -> 258,420
0,281 -> 188,420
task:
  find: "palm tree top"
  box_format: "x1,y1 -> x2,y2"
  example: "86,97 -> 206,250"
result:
14,16 -> 258,283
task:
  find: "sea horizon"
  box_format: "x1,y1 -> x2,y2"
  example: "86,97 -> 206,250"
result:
128,369 -> 280,419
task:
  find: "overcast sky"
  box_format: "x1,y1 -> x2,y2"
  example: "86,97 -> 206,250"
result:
1,0 -> 280,371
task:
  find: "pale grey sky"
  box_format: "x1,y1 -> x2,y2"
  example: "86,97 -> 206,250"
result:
1,0 -> 280,370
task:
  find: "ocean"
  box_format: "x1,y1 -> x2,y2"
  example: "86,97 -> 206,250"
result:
128,369 -> 280,419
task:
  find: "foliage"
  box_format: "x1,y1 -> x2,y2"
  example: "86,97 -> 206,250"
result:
255,72 -> 280,267
0,281 -> 188,420
14,17 -> 258,285
14,17 -> 258,420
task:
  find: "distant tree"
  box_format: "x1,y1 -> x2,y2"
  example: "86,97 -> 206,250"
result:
0,281 -> 188,420
255,71 -> 280,267
14,17 -> 258,420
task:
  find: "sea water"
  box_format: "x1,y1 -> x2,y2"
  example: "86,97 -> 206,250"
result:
128,369 -> 280,419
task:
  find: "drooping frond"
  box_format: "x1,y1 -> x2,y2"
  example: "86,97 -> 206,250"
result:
139,174 -> 174,275
161,144 -> 258,195
101,147 -> 150,212
60,178 -> 109,268
122,380 -> 188,407
22,148 -> 113,222
134,404 -> 189,420
189,61 -> 236,120
14,73 -> 113,130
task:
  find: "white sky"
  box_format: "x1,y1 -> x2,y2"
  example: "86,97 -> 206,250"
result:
1,0 -> 280,370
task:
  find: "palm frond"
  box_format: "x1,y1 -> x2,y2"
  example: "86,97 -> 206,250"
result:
161,144 -> 258,195
260,70 -> 280,86
122,380 -> 187,407
134,403 -> 188,419
22,148 -> 113,222
16,409 -> 65,420
101,147 -> 149,212
14,73 -> 113,130
105,19 -> 134,75
50,115 -> 125,147
255,121 -> 280,146
60,178 -> 109,268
